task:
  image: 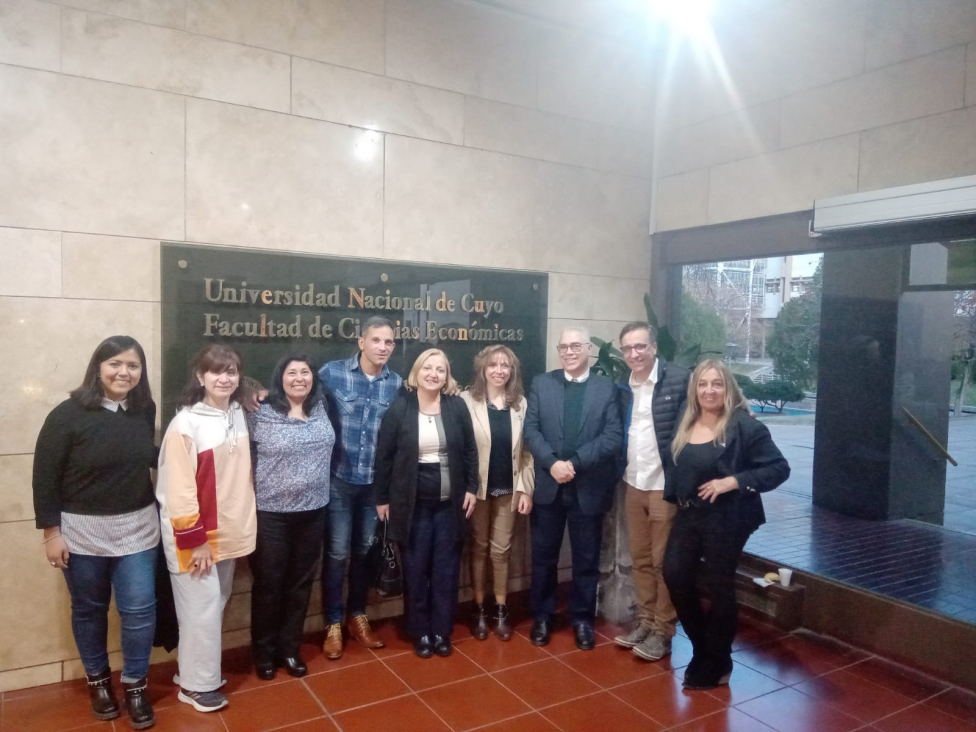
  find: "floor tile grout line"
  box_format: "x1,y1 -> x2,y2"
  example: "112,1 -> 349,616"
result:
603,684 -> 677,729
298,674 -> 340,730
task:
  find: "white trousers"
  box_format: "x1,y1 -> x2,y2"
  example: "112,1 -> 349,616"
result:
170,559 -> 235,693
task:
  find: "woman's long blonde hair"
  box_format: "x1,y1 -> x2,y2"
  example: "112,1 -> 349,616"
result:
670,359 -> 749,462
405,348 -> 459,394
468,345 -> 524,410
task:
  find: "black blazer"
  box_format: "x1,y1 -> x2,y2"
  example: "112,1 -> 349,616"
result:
374,391 -> 479,544
523,370 -> 624,516
664,408 -> 790,531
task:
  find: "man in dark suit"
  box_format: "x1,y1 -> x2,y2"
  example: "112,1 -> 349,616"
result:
524,325 -> 624,650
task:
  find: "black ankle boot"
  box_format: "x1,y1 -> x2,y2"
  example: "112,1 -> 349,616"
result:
494,604 -> 513,641
86,669 -> 120,721
471,603 -> 489,640
124,677 -> 155,729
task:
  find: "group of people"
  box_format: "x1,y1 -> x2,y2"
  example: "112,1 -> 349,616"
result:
33,315 -> 790,729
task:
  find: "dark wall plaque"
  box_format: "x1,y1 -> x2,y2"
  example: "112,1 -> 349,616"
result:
161,243 -> 549,423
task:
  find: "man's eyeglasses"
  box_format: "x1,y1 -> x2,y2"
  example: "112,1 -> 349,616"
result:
621,343 -> 651,356
556,342 -> 587,354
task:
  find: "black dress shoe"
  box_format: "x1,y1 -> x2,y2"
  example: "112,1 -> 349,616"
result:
276,656 -> 307,678
572,622 -> 596,651
432,635 -> 452,657
471,603 -> 489,641
254,659 -> 276,680
529,620 -> 550,646
683,659 -> 732,690
414,635 -> 434,658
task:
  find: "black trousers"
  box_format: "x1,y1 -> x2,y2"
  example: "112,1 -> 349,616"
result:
530,487 -> 604,624
663,505 -> 753,677
400,498 -> 462,639
249,508 -> 327,660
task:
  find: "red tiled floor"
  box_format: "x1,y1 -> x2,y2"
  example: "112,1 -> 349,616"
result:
493,657 -> 600,709
732,619 -> 789,651
419,675 -> 531,730
611,672 -> 727,728
872,701 -> 976,732
454,633 -> 551,672
512,619 -> 609,655
793,668 -> 917,724
556,642 -> 668,689
366,619 -> 416,656
219,680 -> 325,732
474,713 -> 562,732
381,647 -> 483,692
540,691 -> 660,732
669,708 -> 779,732
332,694 -> 451,732
4,623 -> 974,732
734,687 -> 863,732
304,660 -> 410,713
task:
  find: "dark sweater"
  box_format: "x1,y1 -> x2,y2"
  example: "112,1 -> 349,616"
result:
560,380 -> 588,461
33,398 -> 158,529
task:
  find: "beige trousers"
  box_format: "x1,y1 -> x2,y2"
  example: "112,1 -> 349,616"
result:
625,484 -> 678,637
470,494 -> 517,602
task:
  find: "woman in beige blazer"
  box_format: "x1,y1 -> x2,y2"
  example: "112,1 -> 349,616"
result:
460,345 -> 534,641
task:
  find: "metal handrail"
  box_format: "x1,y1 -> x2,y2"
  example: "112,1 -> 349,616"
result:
901,407 -> 958,466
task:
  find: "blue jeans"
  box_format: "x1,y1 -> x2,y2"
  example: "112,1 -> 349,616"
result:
322,477 -> 378,624
62,546 -> 157,682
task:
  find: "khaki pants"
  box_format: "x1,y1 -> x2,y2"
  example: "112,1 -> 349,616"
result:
470,494 -> 516,602
625,485 -> 677,637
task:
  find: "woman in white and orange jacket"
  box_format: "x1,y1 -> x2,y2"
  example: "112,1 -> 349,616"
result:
156,344 -> 256,715
460,345 -> 534,642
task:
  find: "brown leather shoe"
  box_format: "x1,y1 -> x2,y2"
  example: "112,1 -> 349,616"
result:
347,614 -> 385,649
323,622 -> 344,659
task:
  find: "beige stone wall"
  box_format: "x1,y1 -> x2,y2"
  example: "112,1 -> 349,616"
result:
0,0 -> 655,691
653,0 -> 976,232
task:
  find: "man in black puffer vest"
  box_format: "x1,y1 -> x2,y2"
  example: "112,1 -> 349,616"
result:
613,322 -> 690,662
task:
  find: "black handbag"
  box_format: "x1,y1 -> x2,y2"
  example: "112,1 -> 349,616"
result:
367,520 -> 403,598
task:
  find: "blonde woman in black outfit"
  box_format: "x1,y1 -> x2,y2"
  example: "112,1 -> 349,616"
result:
374,349 -> 479,659
33,336 -> 159,729
663,359 -> 790,691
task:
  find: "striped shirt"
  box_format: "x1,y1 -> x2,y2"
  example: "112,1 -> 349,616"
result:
61,503 -> 160,557
319,354 -> 402,485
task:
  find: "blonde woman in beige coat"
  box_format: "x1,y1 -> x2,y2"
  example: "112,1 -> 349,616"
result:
460,345 -> 535,641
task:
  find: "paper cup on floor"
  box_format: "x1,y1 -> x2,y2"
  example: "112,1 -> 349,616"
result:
778,568 -> 793,587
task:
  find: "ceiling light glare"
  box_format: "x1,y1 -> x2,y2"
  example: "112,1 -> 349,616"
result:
648,0 -> 714,40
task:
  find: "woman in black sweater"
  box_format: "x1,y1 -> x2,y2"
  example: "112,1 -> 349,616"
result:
375,349 -> 479,658
33,336 -> 159,729
663,359 -> 790,691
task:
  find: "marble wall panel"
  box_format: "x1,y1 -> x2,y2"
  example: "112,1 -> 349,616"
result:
779,47 -> 965,148
535,26 -> 652,131
0,662 -> 60,693
385,0 -> 536,107
0,0 -> 59,71
0,228 -> 60,297
463,96 -> 601,169
53,0 -> 184,29
597,125 -> 652,180
707,133 -> 860,224
0,521 -> 76,671
0,66 -> 184,240
654,169 -> 709,232
0,454 -> 33,523
383,135 -> 540,271
859,106 -> 976,192
656,101 -> 780,178
865,0 -> 976,70
591,277 -> 650,322
186,0 -> 383,74
185,99 -> 384,256
62,10 -> 290,112
292,57 -> 463,144
0,297 -> 156,455
548,273 -> 593,321
61,234 -> 159,302
967,43 -> 976,107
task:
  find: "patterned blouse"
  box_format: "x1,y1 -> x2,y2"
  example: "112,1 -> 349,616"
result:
247,400 -> 335,513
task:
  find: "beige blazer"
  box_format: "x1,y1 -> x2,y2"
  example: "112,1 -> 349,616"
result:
460,391 -> 535,503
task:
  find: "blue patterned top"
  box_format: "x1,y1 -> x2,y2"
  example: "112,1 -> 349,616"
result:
319,354 -> 403,485
247,401 -> 334,512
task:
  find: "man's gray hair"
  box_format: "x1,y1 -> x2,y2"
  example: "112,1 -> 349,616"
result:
559,325 -> 591,344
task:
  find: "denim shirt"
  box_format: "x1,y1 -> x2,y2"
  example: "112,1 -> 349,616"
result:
320,354 -> 403,485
